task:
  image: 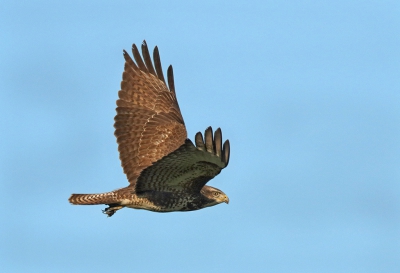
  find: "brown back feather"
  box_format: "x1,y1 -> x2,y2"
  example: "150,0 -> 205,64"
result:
115,41 -> 187,186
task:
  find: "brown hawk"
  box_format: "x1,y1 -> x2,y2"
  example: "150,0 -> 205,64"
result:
69,41 -> 230,217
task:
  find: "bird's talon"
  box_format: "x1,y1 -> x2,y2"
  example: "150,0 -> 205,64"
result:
102,205 -> 123,217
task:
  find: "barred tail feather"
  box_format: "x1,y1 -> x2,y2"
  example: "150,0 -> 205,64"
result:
69,191 -> 118,205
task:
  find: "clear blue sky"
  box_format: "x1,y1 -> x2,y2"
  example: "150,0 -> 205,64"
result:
1,1 -> 399,272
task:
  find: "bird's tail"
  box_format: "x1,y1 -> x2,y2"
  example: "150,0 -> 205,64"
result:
69,191 -> 118,205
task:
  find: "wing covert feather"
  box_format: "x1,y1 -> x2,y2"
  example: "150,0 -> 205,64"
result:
136,127 -> 229,194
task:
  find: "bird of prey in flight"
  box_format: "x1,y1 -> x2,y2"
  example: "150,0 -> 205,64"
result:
69,41 -> 230,217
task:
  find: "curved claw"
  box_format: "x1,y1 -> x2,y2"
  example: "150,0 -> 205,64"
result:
102,205 -> 123,217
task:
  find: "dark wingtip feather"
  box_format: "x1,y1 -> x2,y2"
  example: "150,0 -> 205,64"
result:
167,65 -> 175,93
204,127 -> 214,154
132,43 -> 147,72
153,46 -> 166,84
123,49 -> 137,69
214,128 -> 222,157
195,132 -> 205,151
222,140 -> 230,167
141,41 -> 156,76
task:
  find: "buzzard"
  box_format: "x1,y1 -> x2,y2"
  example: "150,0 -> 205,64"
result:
69,41 -> 230,216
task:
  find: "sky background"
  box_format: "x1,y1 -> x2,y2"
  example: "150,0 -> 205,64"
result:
1,1 -> 399,272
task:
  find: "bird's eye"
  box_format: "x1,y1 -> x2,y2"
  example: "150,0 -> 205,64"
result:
213,192 -> 220,197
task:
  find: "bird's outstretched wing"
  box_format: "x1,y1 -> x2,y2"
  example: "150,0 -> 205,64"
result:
135,127 -> 230,194
115,41 -> 187,186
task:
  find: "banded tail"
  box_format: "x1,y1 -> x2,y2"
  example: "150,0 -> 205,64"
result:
69,191 -> 118,205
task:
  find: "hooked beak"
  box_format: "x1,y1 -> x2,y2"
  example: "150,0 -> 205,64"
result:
224,195 -> 229,204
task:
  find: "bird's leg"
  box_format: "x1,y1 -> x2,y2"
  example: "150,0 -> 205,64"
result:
102,204 -> 123,217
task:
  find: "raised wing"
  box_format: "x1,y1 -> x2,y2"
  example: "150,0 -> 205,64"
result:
135,127 -> 230,194
115,41 -> 187,186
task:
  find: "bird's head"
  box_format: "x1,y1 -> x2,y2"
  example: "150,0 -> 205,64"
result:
201,185 -> 229,207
